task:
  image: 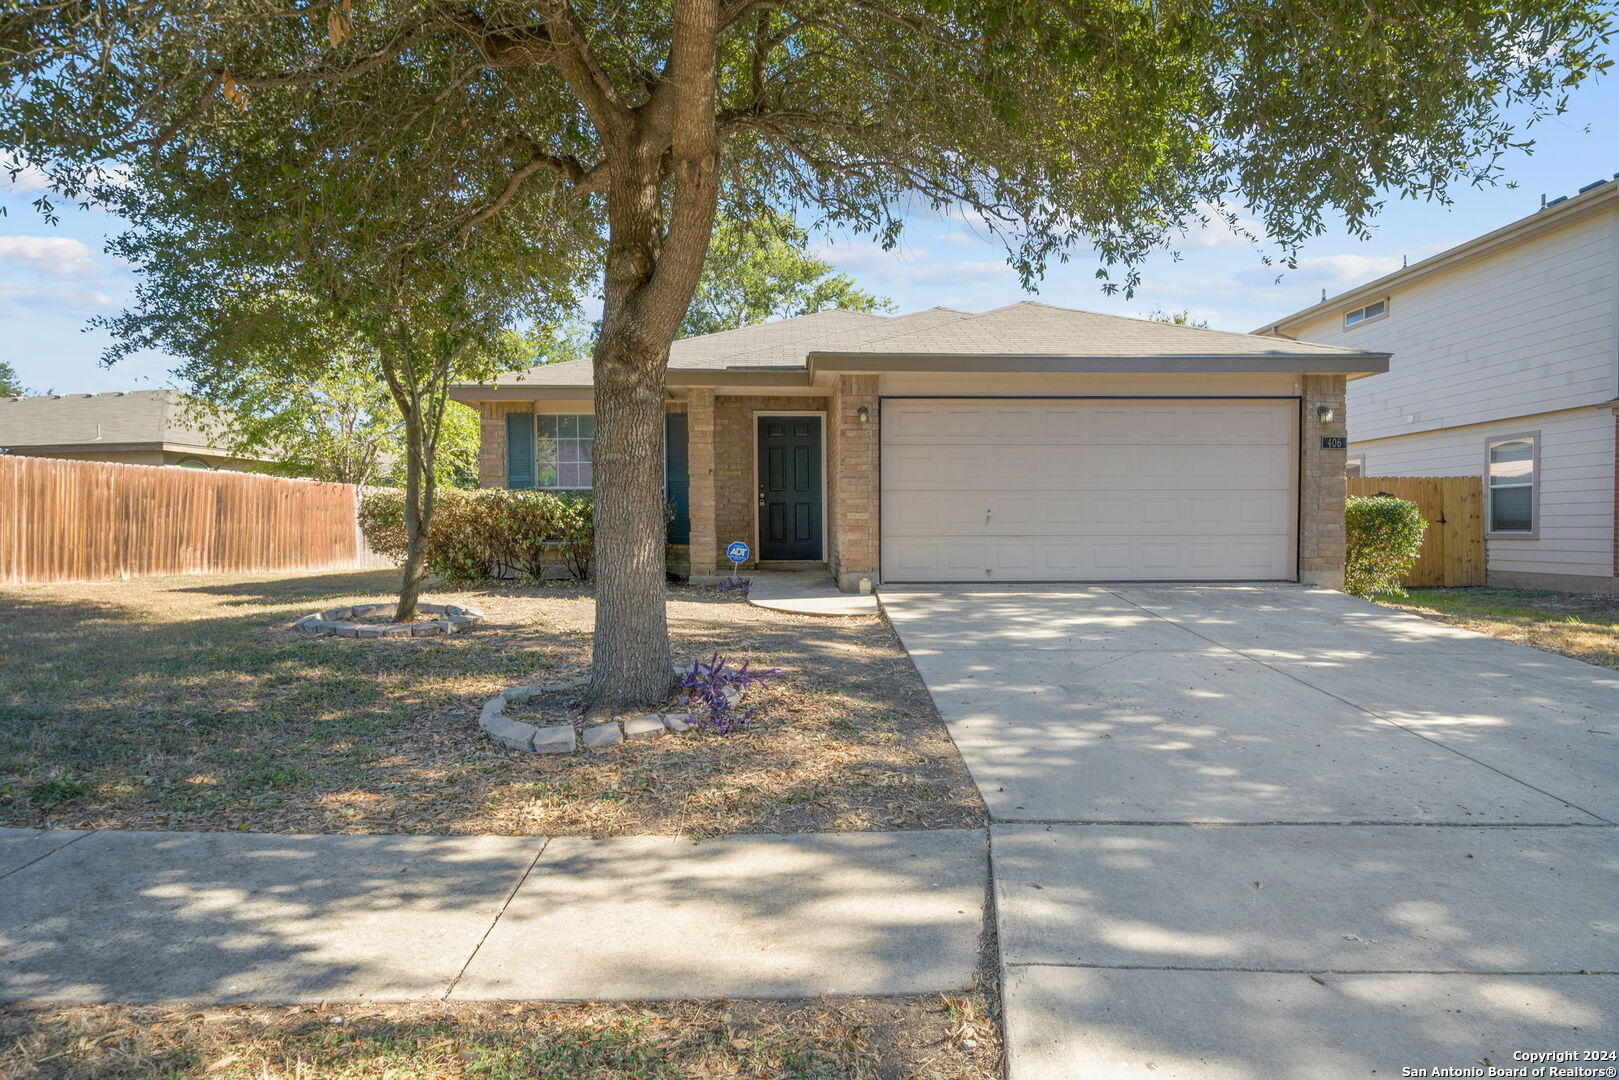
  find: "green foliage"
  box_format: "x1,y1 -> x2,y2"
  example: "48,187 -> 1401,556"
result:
5,1 -> 1606,298
681,214 -> 891,337
1147,307 -> 1210,329
360,488 -> 601,584
1345,496 -> 1429,598
0,360 -> 27,396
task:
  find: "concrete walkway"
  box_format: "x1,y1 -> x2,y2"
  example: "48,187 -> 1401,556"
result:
0,827 -> 985,1004
745,570 -> 879,617
879,584 -> 1618,1080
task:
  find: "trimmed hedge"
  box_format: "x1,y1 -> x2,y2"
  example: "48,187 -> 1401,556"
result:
359,488 -> 597,585
1344,495 -> 1428,597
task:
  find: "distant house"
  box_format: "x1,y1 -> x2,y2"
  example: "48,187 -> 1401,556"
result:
1255,178 -> 1619,594
0,390 -> 258,471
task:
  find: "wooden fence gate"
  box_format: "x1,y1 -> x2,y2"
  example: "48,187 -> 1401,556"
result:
1348,476 -> 1484,587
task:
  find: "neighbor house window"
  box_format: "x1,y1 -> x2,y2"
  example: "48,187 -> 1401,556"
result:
506,413 -> 593,490
1343,299 -> 1388,329
1486,434 -> 1537,535
1345,455 -> 1365,479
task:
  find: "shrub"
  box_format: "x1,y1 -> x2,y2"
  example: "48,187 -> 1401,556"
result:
358,488 -> 604,585
678,653 -> 780,734
1344,495 -> 1427,597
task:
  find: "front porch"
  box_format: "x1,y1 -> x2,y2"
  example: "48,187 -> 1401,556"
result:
475,376 -> 884,593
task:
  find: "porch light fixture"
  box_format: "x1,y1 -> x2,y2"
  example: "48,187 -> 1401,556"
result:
1315,404 -> 1335,423
857,405 -> 871,423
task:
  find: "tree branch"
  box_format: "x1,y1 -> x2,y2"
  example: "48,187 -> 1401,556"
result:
457,143 -> 604,238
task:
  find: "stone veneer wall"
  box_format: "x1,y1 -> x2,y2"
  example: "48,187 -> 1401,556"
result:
828,375 -> 880,591
1300,374 -> 1348,587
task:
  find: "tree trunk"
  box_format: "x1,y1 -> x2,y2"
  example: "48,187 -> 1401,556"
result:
393,397 -> 436,623
586,321 -> 675,713
583,0 -> 722,714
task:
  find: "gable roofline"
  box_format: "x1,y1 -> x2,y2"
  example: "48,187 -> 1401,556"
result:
1254,177 -> 1619,337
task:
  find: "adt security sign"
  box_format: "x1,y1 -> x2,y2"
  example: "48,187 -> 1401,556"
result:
726,541 -> 750,565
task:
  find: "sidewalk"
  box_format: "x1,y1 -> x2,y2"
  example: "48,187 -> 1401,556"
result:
0,826 -> 986,1004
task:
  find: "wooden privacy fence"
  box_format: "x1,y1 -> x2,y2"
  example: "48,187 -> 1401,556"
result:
1349,475 -> 1484,587
0,455 -> 390,585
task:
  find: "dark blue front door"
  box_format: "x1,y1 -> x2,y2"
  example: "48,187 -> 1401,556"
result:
757,416 -> 822,561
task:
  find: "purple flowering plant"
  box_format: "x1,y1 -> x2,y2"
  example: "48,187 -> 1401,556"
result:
677,652 -> 780,734
714,575 -> 752,600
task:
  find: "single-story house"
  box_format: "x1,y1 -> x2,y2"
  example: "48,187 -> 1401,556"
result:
451,301 -> 1389,591
0,390 -> 256,471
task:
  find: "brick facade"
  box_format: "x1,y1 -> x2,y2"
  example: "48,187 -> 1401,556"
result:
477,401 -> 533,488
1300,374 -> 1348,587
685,389 -> 718,575
828,375 -> 880,591
476,374 -> 1352,591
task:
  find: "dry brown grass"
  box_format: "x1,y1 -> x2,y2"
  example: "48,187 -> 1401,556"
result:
1380,587 -> 1619,671
0,993 -> 1003,1080
0,570 -> 983,838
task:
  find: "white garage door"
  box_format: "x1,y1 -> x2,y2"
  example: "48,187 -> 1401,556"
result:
881,399 -> 1297,582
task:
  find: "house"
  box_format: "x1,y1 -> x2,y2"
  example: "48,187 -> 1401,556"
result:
451,301 -> 1387,591
0,390 -> 255,470
1254,178 -> 1619,593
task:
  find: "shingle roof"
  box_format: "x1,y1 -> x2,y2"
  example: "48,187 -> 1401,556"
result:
821,301 -> 1371,359
466,300 -> 1376,392
481,307 -> 974,387
0,390 -> 224,451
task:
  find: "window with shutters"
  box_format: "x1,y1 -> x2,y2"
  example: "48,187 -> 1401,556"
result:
506,412 -> 691,544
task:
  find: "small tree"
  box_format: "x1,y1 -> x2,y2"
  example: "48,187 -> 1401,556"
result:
1344,496 -> 1428,597
0,360 -> 30,396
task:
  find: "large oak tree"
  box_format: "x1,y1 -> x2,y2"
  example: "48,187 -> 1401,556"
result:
2,0 -> 1608,710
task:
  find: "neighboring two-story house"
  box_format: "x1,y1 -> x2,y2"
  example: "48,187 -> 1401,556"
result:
1256,178 -> 1619,593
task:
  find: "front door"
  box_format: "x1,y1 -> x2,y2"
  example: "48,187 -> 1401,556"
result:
757,415 -> 823,561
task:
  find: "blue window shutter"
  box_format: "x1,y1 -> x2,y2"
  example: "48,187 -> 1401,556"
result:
665,412 -> 690,543
506,413 -> 535,489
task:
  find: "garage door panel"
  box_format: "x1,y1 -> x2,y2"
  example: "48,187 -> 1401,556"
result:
881,399 -> 1297,582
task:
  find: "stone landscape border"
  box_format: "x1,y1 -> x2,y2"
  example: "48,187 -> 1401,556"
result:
477,668 -> 741,754
295,602 -> 484,638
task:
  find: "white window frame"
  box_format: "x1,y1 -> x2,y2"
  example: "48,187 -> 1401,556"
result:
1345,454 -> 1365,479
1484,431 -> 1539,539
1343,298 -> 1389,330
532,412 -> 595,491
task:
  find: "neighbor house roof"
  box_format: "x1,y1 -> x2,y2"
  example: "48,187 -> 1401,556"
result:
1254,174 -> 1619,337
453,300 -> 1385,400
0,390 -> 234,456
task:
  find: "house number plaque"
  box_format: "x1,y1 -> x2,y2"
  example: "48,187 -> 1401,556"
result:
1320,436 -> 1348,449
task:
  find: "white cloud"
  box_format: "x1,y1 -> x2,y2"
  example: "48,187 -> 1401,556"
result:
0,280 -> 117,319
1237,253 -> 1406,289
815,239 -> 1016,292
0,236 -> 104,280
1,155 -> 53,196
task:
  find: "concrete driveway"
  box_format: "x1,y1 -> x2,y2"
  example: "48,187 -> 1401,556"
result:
880,584 -> 1619,1079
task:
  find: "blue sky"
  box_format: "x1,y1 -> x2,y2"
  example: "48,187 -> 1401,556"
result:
2,72 -> 1615,395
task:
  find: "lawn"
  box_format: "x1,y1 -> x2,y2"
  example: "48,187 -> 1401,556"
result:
1380,587 -> 1619,670
0,569 -> 983,837
0,994 -> 1000,1080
